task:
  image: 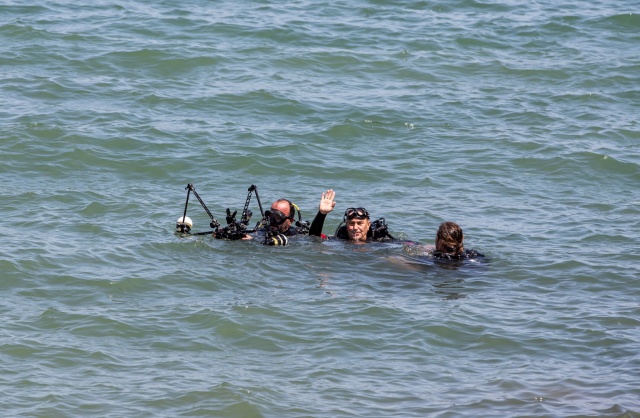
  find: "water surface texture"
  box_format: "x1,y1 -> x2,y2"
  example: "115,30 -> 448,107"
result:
1,1 -> 639,417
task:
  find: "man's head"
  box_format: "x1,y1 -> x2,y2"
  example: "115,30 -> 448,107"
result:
344,207 -> 371,242
267,199 -> 295,233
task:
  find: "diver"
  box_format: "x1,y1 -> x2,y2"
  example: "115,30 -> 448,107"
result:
256,198 -> 311,246
402,221 -> 484,260
432,221 -> 483,259
266,199 -> 301,236
308,189 -> 395,243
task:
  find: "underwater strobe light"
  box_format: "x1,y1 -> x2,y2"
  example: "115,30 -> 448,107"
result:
176,216 -> 193,233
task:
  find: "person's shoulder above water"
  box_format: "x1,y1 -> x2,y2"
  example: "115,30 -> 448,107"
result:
433,248 -> 484,259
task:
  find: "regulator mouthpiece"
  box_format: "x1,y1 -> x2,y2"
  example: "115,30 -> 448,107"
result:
176,216 -> 193,233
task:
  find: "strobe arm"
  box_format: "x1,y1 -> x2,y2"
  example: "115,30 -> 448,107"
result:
176,184 -> 221,235
186,183 -> 221,229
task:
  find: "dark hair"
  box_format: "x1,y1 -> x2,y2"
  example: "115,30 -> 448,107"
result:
436,222 -> 464,256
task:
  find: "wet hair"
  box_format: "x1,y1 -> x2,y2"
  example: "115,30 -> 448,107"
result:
435,221 -> 464,256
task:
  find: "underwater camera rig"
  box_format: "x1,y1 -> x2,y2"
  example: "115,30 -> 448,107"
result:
176,183 -> 302,245
176,183 -> 266,240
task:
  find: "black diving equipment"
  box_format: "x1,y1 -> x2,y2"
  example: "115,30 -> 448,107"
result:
176,183 -> 262,240
344,207 -> 370,220
264,233 -> 288,246
265,209 -> 292,226
176,183 -> 310,244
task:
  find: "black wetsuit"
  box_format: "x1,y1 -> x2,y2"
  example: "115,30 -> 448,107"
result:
433,249 -> 484,260
309,212 -> 327,237
280,225 -> 302,236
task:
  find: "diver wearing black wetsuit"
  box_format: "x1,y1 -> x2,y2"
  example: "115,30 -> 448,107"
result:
261,198 -> 310,245
308,190 -> 395,242
432,221 -> 483,260
310,206 -> 395,242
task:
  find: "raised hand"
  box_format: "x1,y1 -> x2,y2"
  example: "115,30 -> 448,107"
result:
318,189 -> 336,214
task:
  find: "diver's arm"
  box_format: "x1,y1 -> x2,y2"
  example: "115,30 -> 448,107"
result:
309,212 -> 327,236
309,189 -> 336,237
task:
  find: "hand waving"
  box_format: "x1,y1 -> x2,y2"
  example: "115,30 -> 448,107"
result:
319,189 -> 336,215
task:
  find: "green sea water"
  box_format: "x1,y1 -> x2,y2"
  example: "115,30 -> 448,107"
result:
1,1 -> 639,416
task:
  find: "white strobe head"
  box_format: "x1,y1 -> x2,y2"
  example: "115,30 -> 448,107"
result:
176,216 -> 193,232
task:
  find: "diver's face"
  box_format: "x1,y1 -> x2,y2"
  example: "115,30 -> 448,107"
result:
269,202 -> 292,233
346,218 -> 370,242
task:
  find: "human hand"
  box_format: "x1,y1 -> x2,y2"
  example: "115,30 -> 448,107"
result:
319,189 -> 336,214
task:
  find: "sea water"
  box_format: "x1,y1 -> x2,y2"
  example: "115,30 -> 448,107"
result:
1,1 -> 639,416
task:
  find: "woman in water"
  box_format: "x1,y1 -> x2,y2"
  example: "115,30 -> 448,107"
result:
433,221 -> 483,259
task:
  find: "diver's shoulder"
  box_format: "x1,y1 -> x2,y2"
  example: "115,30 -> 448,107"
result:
432,249 -> 485,260
462,249 -> 484,259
